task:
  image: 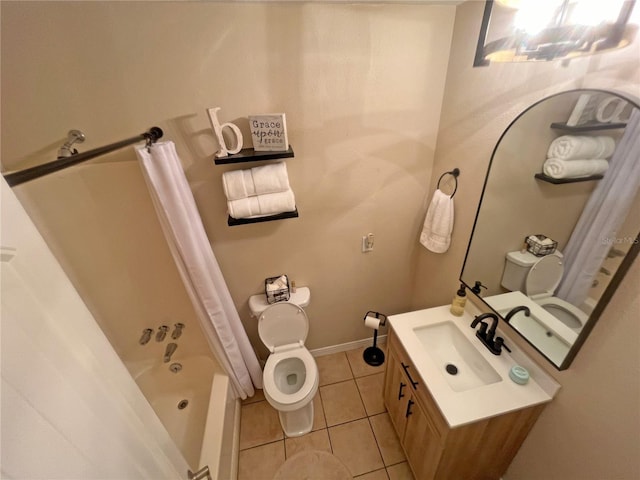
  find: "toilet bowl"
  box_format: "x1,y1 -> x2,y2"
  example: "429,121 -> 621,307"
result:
502,250 -> 588,332
255,299 -> 318,437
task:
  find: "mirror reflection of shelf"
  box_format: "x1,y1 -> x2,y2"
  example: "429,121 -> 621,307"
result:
550,122 -> 626,132
534,173 -> 603,184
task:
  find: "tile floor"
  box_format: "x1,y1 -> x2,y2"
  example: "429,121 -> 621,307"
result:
238,344 -> 416,480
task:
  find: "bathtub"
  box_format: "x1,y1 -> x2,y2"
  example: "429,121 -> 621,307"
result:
134,355 -> 240,479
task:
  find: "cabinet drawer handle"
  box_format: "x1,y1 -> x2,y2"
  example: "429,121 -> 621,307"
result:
401,362 -> 419,389
398,382 -> 406,400
405,399 -> 414,418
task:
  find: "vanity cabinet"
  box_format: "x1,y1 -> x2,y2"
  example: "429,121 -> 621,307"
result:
383,329 -> 546,480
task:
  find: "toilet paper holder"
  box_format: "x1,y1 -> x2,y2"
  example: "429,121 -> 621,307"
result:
363,311 -> 387,367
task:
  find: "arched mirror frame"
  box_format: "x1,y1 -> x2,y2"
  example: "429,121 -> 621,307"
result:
461,88 -> 640,370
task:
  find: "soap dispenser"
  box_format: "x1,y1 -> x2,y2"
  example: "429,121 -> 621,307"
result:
450,283 -> 467,316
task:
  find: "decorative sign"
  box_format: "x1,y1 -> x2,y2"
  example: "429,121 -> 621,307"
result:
565,94 -> 599,126
207,107 -> 243,158
249,114 -> 289,152
566,94 -> 630,126
595,97 -> 629,123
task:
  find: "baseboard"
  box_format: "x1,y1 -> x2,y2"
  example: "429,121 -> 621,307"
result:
309,335 -> 387,357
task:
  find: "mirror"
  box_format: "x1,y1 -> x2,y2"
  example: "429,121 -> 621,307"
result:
461,88 -> 640,369
474,0 -> 638,66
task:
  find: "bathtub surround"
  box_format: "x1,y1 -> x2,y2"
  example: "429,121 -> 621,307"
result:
136,141 -> 262,398
1,178 -> 188,478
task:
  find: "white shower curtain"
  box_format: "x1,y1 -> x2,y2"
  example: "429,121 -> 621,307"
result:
136,141 -> 262,399
556,109 -> 640,307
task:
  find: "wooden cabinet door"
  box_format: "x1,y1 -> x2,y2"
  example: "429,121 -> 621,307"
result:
403,397 -> 443,480
383,351 -> 410,438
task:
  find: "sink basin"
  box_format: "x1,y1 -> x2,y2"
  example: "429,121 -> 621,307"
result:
413,321 -> 502,392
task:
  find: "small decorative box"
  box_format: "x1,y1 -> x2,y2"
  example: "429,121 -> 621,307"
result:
265,274 -> 290,304
525,234 -> 557,257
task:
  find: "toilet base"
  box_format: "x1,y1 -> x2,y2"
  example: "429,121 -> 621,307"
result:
278,399 -> 315,437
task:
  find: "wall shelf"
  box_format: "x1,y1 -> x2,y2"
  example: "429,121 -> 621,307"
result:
534,173 -> 604,184
214,146 -> 294,165
227,209 -> 299,226
550,122 -> 627,132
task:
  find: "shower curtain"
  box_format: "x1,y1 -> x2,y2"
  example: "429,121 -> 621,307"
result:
556,109 -> 640,307
136,141 -> 262,399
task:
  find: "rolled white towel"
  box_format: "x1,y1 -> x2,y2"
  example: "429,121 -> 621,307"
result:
228,189 -> 296,219
542,158 -> 609,179
222,162 -> 291,200
547,135 -> 615,160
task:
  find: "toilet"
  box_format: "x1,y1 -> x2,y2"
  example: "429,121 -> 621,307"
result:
249,288 -> 318,437
502,251 -> 588,332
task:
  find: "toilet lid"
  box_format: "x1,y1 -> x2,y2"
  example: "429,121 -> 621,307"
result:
525,254 -> 564,296
258,303 -> 309,352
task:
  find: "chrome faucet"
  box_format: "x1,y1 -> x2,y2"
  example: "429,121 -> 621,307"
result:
504,306 -> 530,323
164,343 -> 178,363
470,313 -> 510,355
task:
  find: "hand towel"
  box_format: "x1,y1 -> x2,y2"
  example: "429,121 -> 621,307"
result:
222,162 -> 290,201
228,189 -> 296,219
420,189 -> 454,253
542,158 -> 609,179
547,135 -> 615,160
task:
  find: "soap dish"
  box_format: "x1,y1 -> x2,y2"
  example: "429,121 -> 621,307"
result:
509,365 -> 530,385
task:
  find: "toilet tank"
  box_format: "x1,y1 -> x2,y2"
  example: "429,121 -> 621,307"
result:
501,251 -> 536,292
249,287 -> 311,318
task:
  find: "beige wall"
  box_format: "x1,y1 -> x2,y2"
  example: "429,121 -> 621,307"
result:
0,2 -> 455,362
415,2 -> 640,479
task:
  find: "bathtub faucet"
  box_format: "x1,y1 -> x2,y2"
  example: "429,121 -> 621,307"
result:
139,328 -> 153,345
164,342 -> 178,363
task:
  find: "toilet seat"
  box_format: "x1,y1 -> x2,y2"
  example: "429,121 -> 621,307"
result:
259,302 -> 318,412
263,347 -> 318,411
258,303 -> 309,353
526,254 -> 587,329
525,254 -> 563,297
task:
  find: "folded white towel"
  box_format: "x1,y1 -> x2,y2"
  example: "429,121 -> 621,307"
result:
420,189 -> 454,253
547,135 -> 615,160
228,189 -> 296,219
542,158 -> 609,179
222,162 -> 290,201
250,162 -> 290,196
222,169 -> 253,200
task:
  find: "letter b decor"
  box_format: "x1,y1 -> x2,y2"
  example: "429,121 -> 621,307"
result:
207,107 -> 243,158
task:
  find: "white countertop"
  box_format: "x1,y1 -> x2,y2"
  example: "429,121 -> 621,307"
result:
389,304 -> 560,428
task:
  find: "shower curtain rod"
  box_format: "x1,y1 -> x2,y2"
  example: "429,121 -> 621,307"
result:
3,126 -> 163,187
